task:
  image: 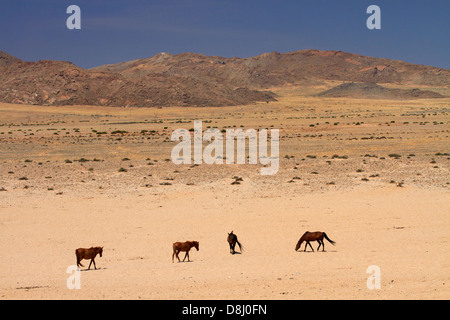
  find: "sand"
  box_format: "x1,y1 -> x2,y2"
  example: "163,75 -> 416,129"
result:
0,94 -> 449,300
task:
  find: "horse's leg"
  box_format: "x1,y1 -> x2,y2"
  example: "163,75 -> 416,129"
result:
317,240 -> 322,252
176,250 -> 181,262
305,241 -> 311,252
321,240 -> 325,252
88,259 -> 93,270
92,259 -> 97,270
76,253 -> 84,267
172,248 -> 178,262
308,241 -> 314,252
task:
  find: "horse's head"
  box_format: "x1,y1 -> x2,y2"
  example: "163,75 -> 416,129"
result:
97,247 -> 103,257
193,241 -> 199,251
295,240 -> 302,251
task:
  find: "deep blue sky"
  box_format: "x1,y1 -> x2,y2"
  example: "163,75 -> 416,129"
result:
1,0 -> 449,69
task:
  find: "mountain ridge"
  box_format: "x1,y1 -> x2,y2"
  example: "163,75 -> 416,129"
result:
0,49 -> 448,107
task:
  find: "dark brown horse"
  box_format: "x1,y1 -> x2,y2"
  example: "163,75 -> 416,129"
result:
172,241 -> 199,262
76,247 -> 103,270
227,231 -> 243,254
295,231 -> 335,252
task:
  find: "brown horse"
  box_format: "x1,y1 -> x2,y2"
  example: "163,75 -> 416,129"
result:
295,231 -> 335,252
227,231 -> 243,254
76,247 -> 103,270
172,241 -> 199,262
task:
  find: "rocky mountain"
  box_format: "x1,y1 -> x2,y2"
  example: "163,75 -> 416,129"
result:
0,49 -> 448,107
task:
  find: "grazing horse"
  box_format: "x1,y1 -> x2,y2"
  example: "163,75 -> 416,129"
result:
172,241 -> 199,263
227,231 -> 243,254
75,247 -> 103,270
295,231 -> 335,252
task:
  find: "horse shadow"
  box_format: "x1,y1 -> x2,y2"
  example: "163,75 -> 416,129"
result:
296,250 -> 338,254
80,267 -> 107,272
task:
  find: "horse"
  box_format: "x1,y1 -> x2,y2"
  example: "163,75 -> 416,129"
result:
75,247 -> 103,270
172,241 -> 199,263
227,231 -> 243,254
295,231 -> 335,252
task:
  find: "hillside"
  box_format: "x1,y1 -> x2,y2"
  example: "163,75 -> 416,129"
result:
316,82 -> 445,99
0,49 -> 448,107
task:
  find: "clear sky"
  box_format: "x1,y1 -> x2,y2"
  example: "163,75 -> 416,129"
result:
1,0 -> 449,69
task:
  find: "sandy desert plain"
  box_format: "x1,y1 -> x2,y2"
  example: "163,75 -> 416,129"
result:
0,84 -> 449,300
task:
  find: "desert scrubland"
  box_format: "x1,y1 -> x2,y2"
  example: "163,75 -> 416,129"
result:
0,89 -> 449,299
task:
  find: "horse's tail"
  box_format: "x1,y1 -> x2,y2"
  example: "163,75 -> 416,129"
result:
323,232 -> 335,245
236,240 -> 244,252
172,244 -> 176,263
75,249 -> 83,267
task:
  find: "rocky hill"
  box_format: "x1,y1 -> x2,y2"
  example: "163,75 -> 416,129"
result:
0,49 -> 448,107
316,82 -> 445,99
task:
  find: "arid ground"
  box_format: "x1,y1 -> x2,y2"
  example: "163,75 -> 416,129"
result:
0,87 -> 449,299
